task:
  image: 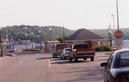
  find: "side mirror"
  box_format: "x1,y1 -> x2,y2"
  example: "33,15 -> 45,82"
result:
100,62 -> 107,67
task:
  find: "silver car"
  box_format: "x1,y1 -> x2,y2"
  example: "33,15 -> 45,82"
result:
61,48 -> 71,60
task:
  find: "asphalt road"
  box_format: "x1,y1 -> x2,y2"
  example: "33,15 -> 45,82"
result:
0,52 -> 109,82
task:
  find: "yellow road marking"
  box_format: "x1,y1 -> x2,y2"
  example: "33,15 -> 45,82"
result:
48,59 -> 51,68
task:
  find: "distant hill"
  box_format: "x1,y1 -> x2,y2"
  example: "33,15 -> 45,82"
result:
89,28 -> 129,40
0,25 -> 74,43
0,25 -> 129,43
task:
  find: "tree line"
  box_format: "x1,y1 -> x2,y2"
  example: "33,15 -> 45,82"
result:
0,25 -> 73,43
0,25 -> 129,44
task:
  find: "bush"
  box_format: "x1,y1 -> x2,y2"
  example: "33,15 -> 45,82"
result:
103,46 -> 113,51
94,46 -> 113,51
94,46 -> 104,51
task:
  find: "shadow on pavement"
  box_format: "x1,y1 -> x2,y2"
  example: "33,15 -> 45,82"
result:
95,55 -> 109,58
36,57 -> 51,60
51,60 -> 90,65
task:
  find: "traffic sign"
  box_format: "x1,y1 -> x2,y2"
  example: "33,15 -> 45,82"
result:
114,30 -> 123,39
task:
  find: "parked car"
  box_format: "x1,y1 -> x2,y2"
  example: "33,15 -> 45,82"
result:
7,48 -> 15,52
61,48 -> 71,60
101,49 -> 129,82
68,43 -> 95,62
52,43 -> 69,58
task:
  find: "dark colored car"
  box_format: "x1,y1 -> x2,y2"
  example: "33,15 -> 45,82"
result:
101,49 -> 129,82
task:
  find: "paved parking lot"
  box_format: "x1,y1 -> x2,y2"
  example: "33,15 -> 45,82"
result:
0,52 -> 109,82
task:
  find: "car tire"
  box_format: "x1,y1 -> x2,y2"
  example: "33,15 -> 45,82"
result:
91,57 -> 94,61
54,54 -> 57,58
69,58 -> 72,62
61,56 -> 63,60
83,58 -> 87,61
75,58 -> 78,62
64,57 -> 66,60
55,55 -> 57,58
53,54 -> 55,58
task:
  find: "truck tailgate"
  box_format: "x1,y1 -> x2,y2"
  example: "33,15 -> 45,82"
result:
76,49 -> 95,55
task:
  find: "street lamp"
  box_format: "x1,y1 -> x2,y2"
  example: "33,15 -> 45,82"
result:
31,32 -> 34,49
39,30 -> 41,49
25,33 -> 28,49
49,28 -> 52,40
111,14 -> 115,29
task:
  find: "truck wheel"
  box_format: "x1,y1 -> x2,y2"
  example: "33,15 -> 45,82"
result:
83,58 -> 87,61
64,57 -> 66,60
75,58 -> 78,62
55,54 -> 57,58
91,57 -> 94,61
69,58 -> 72,62
61,56 -> 64,60
53,54 -> 55,58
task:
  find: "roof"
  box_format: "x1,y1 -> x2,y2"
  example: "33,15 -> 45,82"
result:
66,29 -> 104,41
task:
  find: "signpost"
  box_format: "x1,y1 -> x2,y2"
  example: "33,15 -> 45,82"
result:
114,30 -> 123,49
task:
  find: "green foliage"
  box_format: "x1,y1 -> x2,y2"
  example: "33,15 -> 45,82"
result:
0,25 -> 74,43
94,46 -> 104,51
1,25 -> 129,44
104,46 -> 113,51
94,46 -> 113,51
56,36 -> 68,43
56,37 -> 64,43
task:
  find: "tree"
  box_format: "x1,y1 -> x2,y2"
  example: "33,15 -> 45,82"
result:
56,37 -> 63,43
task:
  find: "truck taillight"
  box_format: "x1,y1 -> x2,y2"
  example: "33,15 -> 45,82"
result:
116,75 -> 129,82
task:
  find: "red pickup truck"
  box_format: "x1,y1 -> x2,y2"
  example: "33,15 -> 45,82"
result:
69,44 -> 95,62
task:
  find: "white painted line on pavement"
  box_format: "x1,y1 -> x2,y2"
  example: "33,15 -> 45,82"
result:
48,59 -> 51,68
19,61 -> 23,63
67,64 -> 71,66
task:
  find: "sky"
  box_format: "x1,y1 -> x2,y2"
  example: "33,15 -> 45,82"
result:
0,0 -> 129,30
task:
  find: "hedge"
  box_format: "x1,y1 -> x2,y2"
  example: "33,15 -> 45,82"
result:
94,46 -> 113,51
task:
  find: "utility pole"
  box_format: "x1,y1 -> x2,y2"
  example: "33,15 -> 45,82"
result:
108,25 -> 112,47
63,26 -> 64,40
0,30 -> 3,57
116,0 -> 120,30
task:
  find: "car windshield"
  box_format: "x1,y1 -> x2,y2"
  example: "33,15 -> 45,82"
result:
57,44 -> 67,49
65,49 -> 71,52
119,51 -> 129,67
73,44 -> 89,49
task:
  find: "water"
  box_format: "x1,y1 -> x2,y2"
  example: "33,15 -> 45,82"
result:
122,40 -> 129,49
13,43 -> 45,53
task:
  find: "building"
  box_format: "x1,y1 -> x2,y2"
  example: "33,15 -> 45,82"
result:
65,29 -> 104,47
